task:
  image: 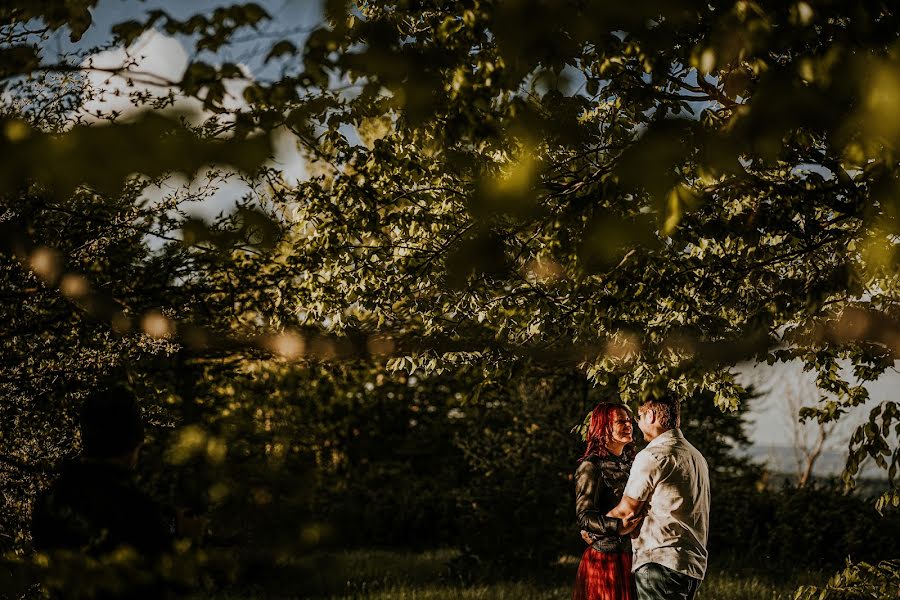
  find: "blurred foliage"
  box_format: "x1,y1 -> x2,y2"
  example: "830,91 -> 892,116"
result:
2,0 -> 900,596
794,559 -> 900,600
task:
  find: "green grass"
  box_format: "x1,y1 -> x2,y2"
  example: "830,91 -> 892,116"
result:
213,548 -> 826,599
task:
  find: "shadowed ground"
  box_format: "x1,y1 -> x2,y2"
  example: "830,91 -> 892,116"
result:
212,548 -> 826,600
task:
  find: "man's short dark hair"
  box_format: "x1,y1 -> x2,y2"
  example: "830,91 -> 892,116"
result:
639,397 -> 680,429
80,384 -> 145,459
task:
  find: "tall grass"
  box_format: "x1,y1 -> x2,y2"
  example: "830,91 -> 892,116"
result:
215,548 -> 825,599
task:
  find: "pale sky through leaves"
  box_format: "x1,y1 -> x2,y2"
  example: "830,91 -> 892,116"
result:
56,0 -> 324,219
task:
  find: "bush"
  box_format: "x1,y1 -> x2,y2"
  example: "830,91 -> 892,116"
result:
450,374 -> 587,576
708,480 -> 900,572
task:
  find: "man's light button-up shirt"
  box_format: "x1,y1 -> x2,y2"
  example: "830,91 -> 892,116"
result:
623,428 -> 710,580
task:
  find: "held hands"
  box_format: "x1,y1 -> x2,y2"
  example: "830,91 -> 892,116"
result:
618,503 -> 648,536
605,495 -> 647,537
618,513 -> 644,536
581,513 -> 642,544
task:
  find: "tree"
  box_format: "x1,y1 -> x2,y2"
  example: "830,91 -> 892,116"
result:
3,0 -> 900,592
218,0 -> 900,501
780,373 -> 851,488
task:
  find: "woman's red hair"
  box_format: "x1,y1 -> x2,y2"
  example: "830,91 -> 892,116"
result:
579,402 -> 633,461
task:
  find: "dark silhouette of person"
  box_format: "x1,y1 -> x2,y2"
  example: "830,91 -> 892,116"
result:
31,384 -> 174,560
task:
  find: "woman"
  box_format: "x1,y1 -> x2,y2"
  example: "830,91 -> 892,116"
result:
572,402 -> 637,600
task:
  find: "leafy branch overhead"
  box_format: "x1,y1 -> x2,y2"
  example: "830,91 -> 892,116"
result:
2,0 -> 900,524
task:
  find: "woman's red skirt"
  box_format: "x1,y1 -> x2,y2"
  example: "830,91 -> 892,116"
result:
572,546 -> 636,600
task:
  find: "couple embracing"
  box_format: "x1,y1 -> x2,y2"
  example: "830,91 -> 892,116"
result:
572,397 -> 710,600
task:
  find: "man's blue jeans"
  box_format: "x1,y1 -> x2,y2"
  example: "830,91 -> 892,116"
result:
634,562 -> 701,600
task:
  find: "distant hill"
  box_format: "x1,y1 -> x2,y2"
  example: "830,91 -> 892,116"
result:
743,443 -> 884,477
738,445 -> 889,497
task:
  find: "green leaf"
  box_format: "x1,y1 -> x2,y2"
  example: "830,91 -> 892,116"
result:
265,40 -> 297,63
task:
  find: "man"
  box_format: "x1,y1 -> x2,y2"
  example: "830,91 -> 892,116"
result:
607,397 -> 710,600
31,384 -> 178,599
31,384 -> 175,558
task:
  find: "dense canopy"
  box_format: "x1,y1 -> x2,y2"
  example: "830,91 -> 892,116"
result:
2,1 -> 900,596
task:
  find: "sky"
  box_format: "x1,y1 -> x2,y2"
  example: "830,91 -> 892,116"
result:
735,360 -> 883,446
49,0 -> 322,58
38,1 -> 327,221
37,0 -> 900,461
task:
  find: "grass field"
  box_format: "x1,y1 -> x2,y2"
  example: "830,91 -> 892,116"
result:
223,548 -> 827,599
